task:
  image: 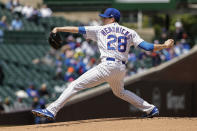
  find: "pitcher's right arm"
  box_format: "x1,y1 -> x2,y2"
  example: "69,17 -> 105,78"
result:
138,39 -> 174,52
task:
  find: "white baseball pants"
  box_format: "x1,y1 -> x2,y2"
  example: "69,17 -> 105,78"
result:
47,60 -> 154,116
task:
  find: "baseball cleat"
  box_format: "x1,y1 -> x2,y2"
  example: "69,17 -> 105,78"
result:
32,109 -> 55,120
143,107 -> 159,118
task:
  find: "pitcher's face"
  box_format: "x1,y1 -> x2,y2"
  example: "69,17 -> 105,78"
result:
101,17 -> 115,25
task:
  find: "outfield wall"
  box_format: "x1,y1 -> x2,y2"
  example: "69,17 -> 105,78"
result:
0,46 -> 197,125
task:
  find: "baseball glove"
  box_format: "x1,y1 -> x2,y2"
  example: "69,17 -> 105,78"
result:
48,32 -> 63,50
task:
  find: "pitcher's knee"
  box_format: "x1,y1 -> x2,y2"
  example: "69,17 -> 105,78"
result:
112,89 -> 125,98
68,81 -> 84,92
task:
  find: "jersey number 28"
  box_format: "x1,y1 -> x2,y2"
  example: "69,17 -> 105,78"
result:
107,35 -> 127,52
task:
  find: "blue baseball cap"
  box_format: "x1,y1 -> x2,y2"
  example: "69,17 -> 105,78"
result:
99,8 -> 120,22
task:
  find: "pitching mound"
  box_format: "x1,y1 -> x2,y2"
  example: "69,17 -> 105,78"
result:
2,117 -> 197,131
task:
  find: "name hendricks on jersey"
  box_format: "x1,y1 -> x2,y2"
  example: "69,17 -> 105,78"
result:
101,26 -> 132,40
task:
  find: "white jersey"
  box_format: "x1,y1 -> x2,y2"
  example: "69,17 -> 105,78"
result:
84,22 -> 144,62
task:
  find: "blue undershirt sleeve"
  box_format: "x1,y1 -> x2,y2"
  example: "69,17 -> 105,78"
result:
78,26 -> 86,34
138,41 -> 154,51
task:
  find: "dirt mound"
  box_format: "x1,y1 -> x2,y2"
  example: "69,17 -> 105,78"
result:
2,117 -> 197,131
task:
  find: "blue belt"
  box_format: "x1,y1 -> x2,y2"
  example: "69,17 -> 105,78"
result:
106,57 -> 126,64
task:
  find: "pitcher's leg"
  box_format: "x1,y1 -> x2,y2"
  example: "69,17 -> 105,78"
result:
109,80 -> 154,114
47,66 -> 106,116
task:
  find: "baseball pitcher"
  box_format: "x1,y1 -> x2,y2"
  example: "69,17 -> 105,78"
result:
32,8 -> 174,120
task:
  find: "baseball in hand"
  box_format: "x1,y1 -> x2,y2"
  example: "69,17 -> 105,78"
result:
52,28 -> 58,33
164,39 -> 174,48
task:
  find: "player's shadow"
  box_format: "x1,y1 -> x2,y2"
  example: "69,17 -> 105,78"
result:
35,117 -> 144,128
